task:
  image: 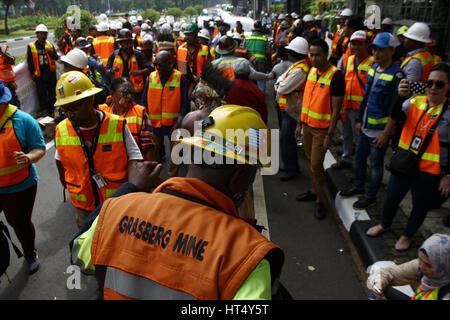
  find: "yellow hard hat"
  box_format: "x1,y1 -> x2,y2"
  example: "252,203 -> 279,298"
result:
54,71 -> 102,107
397,25 -> 409,36
179,105 -> 271,167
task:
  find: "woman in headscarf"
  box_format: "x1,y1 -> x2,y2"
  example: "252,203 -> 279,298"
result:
370,233 -> 450,300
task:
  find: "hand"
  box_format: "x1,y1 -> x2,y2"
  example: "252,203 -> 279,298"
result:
438,175 -> 450,197
13,151 -> 31,166
373,285 -> 387,300
294,123 -> 302,140
323,134 -> 332,151
128,161 -> 163,193
355,121 -> 362,136
373,132 -> 389,149
398,79 -> 411,97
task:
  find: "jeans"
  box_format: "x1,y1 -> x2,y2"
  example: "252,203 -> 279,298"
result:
342,109 -> 358,162
381,171 -> 440,238
280,111 -> 299,173
353,132 -> 387,198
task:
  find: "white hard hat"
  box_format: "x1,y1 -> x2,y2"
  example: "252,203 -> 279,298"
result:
98,13 -> 108,23
231,32 -> 242,40
35,24 -> 48,33
141,23 -> 150,31
315,15 -> 322,21
339,8 -> 353,18
160,23 -> 172,35
381,18 -> 393,25
303,14 -> 314,23
137,15 -> 143,21
285,36 -> 309,55
115,22 -> 123,30
60,48 -> 89,70
291,13 -> 299,19
403,22 -> 431,43
173,22 -> 181,32
294,19 -> 302,27
278,14 -> 286,20
198,28 -> 210,40
97,22 -> 109,32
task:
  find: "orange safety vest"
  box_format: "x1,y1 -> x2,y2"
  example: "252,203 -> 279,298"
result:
147,69 -> 182,128
176,43 -> 209,77
331,27 -> 342,54
210,46 -> 216,60
0,45 -> 15,83
211,57 -> 237,80
93,35 -> 115,67
301,65 -> 340,129
98,103 -> 145,146
112,52 -> 145,93
212,27 -> 219,40
401,50 -> 436,82
0,105 -> 30,187
91,177 -> 284,300
342,55 -> 375,119
278,60 -> 311,110
397,96 -> 447,175
28,40 -> 56,77
54,112 -> 128,211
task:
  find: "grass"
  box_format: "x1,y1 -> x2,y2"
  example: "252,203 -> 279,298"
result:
15,54 -> 26,65
0,29 -> 37,40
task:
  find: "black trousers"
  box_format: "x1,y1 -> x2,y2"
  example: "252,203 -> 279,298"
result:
35,71 -> 57,116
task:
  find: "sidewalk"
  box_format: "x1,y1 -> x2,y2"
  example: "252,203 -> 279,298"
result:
325,126 -> 450,268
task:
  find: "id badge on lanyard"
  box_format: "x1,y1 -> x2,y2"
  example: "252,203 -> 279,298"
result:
92,172 -> 107,188
410,136 -> 423,151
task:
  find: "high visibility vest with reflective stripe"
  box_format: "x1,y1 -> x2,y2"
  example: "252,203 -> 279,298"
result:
0,105 -> 30,187
147,69 -> 182,128
0,45 -> 15,83
211,57 -> 237,80
401,51 -> 436,82
28,41 -> 56,77
93,36 -> 115,67
331,27 -> 342,54
397,96 -> 446,175
98,103 -> 145,146
112,52 -> 145,93
301,65 -> 339,128
176,43 -> 209,76
364,62 -> 402,130
90,177 -> 284,300
278,60 -> 310,110
245,33 -> 267,62
411,284 -> 440,300
55,113 -> 128,211
342,55 -> 375,114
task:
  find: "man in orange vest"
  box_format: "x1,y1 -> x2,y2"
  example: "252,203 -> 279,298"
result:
401,22 -> 437,83
105,29 -> 152,99
176,22 -> 211,91
54,71 -> 143,229
26,24 -> 58,117
337,15 -> 364,71
333,30 -> 374,169
70,106 -> 285,300
296,39 -> 345,219
0,44 -> 20,107
90,22 -> 117,68
141,51 -> 189,177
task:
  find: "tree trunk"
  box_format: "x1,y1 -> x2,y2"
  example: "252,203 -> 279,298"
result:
4,3 -> 11,35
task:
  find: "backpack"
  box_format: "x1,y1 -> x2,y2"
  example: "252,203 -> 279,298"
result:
0,221 -> 23,283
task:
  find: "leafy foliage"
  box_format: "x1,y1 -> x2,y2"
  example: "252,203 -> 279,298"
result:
54,10 -> 97,40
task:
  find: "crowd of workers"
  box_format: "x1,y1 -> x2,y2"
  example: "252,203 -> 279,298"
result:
0,6 -> 449,300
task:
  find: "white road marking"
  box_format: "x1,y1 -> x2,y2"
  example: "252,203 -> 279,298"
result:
253,171 -> 270,240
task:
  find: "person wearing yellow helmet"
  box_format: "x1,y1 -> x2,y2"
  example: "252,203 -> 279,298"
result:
393,25 -> 409,65
54,71 -> 144,229
70,105 -> 285,300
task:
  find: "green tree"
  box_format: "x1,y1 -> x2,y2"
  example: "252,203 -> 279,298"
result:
193,4 -> 203,15
54,9 -> 97,39
165,7 -> 183,19
1,0 -> 20,35
144,8 -> 160,24
183,6 -> 197,18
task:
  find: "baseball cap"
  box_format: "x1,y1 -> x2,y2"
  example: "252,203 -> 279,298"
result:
350,30 -> 366,42
370,32 -> 399,49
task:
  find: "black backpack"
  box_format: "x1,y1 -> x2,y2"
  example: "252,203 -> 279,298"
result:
0,221 -> 23,283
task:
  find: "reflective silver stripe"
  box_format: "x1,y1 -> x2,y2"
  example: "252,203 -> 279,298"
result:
104,266 -> 196,300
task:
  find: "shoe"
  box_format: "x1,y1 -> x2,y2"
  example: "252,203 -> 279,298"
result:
314,202 -> 327,220
25,250 -> 40,274
340,187 -> 365,198
366,224 -> 390,237
295,190 -> 317,202
279,171 -> 297,181
353,196 -> 376,209
395,236 -> 412,251
331,160 -> 352,169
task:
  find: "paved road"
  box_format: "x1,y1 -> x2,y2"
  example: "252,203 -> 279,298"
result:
5,33 -> 55,57
0,78 -> 366,301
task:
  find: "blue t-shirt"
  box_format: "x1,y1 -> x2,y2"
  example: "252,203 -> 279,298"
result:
0,109 -> 45,194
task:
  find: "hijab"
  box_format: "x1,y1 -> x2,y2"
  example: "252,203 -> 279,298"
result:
419,234 -> 450,291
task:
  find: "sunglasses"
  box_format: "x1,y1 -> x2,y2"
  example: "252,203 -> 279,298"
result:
426,80 -> 446,89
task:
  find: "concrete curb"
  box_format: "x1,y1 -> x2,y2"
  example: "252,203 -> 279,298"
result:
0,35 -> 37,44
